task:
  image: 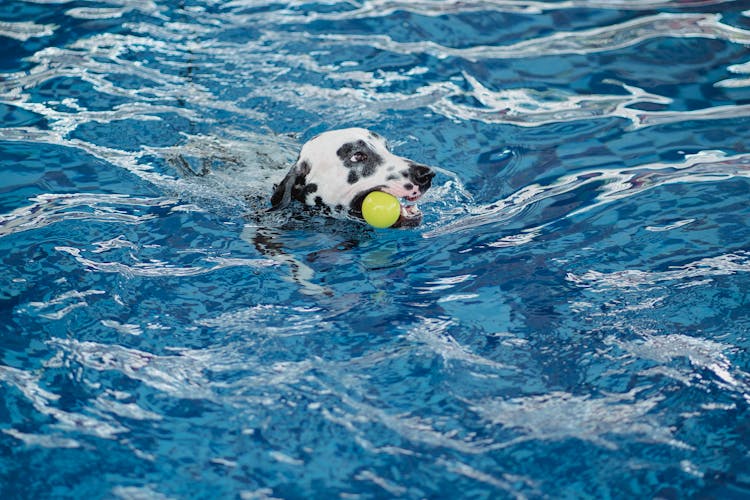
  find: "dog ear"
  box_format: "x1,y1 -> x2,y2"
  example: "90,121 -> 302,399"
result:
269,160 -> 310,211
270,168 -> 296,211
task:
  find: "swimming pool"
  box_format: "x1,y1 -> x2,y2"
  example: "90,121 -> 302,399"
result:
2,0 -> 750,497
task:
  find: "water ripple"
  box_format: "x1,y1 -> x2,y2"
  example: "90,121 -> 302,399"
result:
716,60 -> 750,88
2,428 -> 80,449
617,334 -> 749,396
198,304 -> 330,336
234,0 -> 736,22
55,245 -> 275,278
567,251 -> 750,290
28,289 -> 107,320
406,317 -> 509,372
321,389 -> 499,455
469,388 -> 689,450
48,337 -> 214,399
0,362 -> 127,442
0,193 -> 167,238
311,13 -> 750,61
0,20 -> 57,41
431,75 -> 672,128
424,150 -> 750,239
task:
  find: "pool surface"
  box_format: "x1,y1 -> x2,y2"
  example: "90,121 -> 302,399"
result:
2,1 -> 750,498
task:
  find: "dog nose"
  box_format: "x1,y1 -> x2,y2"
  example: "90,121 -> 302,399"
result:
410,164 -> 435,186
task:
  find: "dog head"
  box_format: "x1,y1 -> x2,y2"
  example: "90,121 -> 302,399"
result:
270,128 -> 435,227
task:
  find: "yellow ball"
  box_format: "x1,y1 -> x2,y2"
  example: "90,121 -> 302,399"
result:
362,191 -> 401,228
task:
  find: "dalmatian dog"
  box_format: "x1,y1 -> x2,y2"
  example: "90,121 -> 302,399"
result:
270,128 -> 435,227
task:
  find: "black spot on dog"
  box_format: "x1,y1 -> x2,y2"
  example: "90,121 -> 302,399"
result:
361,162 -> 377,178
337,140 -> 383,181
292,193 -> 331,216
298,160 -> 311,176
404,183 -> 413,191
292,175 -> 306,197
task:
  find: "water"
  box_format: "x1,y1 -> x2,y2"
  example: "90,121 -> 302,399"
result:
1,0 -> 750,498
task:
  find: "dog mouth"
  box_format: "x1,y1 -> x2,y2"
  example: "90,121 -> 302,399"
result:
395,204 -> 422,228
351,180 -> 431,228
384,190 -> 424,228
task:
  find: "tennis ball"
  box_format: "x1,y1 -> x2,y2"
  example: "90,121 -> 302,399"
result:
362,191 -> 401,228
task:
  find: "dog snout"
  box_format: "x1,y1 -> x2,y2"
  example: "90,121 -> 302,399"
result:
409,163 -> 435,188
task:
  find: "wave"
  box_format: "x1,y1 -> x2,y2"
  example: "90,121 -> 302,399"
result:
0,20 -> 57,41
567,251 -> 750,290
198,304 -> 330,336
716,60 -> 750,88
47,337 -> 215,398
230,0 -> 737,22
470,387 -> 689,450
614,333 -> 750,398
424,150 -> 750,239
54,245 -> 275,278
0,362 -> 127,443
430,75 -> 673,128
310,13 -> 750,61
0,192 -> 168,238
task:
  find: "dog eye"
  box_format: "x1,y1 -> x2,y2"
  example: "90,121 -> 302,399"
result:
350,152 -> 367,163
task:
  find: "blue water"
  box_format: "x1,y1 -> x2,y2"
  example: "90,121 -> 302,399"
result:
2,0 -> 750,498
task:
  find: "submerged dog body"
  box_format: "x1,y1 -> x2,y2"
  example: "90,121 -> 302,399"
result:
271,128 -> 435,227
